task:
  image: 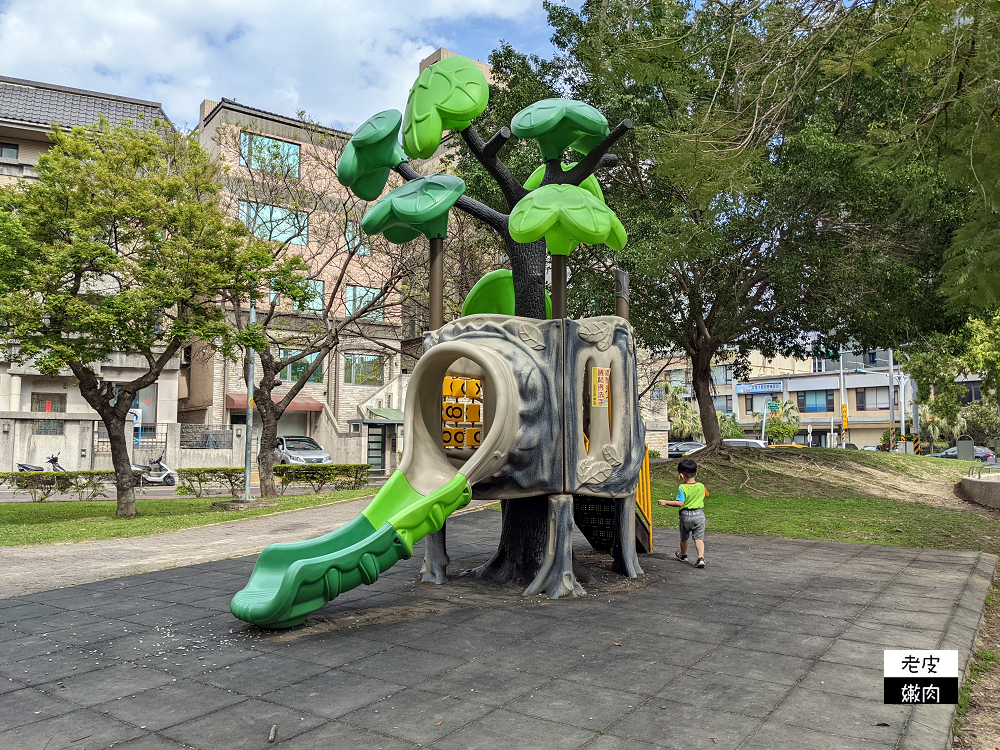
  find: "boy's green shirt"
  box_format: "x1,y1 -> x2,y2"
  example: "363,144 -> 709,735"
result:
675,482 -> 708,510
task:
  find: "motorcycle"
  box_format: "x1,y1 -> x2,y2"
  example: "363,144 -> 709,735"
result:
131,453 -> 177,487
17,453 -> 66,472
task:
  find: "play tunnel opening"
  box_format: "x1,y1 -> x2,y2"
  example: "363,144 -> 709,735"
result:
441,373 -> 485,457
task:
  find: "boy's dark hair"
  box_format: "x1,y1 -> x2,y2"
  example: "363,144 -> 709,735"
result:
677,459 -> 697,477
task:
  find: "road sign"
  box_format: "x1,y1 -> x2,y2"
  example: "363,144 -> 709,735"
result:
767,401 -> 780,411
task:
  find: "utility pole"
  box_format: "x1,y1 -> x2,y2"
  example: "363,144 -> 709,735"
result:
839,350 -> 847,448
240,302 -> 256,503
887,348 -> 896,450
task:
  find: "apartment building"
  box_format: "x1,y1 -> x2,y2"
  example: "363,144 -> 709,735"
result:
186,98 -> 414,473
0,76 -> 182,471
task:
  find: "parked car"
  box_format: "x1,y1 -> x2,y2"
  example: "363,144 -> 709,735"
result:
723,438 -> 768,449
844,443 -> 859,450
927,445 -> 995,463
274,436 -> 334,465
861,445 -> 879,451
667,441 -> 705,458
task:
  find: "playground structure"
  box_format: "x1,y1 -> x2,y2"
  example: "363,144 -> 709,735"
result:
231,54 -> 652,629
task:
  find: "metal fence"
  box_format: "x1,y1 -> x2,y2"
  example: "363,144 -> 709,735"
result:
93,422 -> 168,453
180,424 -> 234,450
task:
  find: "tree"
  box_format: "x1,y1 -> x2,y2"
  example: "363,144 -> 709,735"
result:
961,403 -> 1000,446
0,120 -> 272,516
717,412 -> 744,440
213,115 -> 423,497
753,400 -> 801,443
338,54 -> 632,587
471,1 -> 966,453
662,385 -> 701,440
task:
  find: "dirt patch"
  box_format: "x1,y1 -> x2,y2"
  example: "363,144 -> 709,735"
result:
954,572 -> 1000,750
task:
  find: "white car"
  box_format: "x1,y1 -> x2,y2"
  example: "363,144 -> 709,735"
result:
861,445 -> 879,451
723,438 -> 768,449
274,436 -> 333,465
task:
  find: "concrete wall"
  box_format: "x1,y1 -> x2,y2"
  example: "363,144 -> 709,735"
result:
960,475 -> 1000,509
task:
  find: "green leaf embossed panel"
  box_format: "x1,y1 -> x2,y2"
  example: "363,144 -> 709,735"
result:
336,109 -> 408,201
402,56 -> 490,160
510,99 -> 609,160
361,174 -> 466,242
508,184 -> 627,255
523,162 -> 605,203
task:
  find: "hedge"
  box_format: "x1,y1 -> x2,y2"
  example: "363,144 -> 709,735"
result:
272,464 -> 371,495
0,470 -> 141,502
174,467 -> 246,498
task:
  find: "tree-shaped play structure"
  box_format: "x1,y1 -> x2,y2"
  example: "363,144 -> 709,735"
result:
339,55 -> 635,593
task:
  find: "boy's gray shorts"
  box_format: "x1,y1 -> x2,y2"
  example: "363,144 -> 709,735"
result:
679,510 -> 706,542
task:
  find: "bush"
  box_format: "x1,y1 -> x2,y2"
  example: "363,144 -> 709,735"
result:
647,449 -> 661,460
175,467 -> 246,498
0,470 -> 141,502
962,403 -> 1000,446
272,464 -> 371,495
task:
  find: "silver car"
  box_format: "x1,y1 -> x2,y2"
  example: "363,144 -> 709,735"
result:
274,436 -> 333,465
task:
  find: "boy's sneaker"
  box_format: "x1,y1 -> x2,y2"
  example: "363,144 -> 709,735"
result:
674,551 -> 688,562
695,558 -> 706,568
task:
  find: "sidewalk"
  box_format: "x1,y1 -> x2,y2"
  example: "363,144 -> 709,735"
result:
0,495 -> 493,598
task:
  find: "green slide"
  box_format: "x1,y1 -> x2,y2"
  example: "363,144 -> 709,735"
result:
230,472 -> 471,629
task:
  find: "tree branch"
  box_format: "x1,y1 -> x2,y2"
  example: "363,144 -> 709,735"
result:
459,124 -> 526,209
563,119 -> 633,185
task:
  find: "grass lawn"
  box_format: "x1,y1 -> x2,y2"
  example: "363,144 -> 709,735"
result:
0,488 -> 374,547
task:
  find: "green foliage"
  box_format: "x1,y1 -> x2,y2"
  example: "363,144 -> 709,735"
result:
661,384 -> 701,440
647,449 -> 661,459
752,400 -> 801,444
509,98 -> 609,160
508,184 -> 626,255
272,464 -> 371,495
717,412 -> 744,440
175,468 -> 247,498
0,470 -> 139,502
336,109 -> 408,201
362,174 -> 466,242
402,56 -> 490,160
961,403 -> 1000,446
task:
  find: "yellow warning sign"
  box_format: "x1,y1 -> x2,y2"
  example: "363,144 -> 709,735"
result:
592,367 -> 611,408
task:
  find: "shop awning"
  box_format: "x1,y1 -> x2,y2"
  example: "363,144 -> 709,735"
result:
348,407 -> 405,425
225,393 -> 324,412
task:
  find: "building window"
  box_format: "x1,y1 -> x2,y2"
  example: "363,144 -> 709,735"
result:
269,285 -> 280,306
856,386 -> 890,411
745,395 -> 753,414
346,284 -> 384,321
31,393 -> 66,435
351,422 -> 361,433
868,351 -> 878,366
280,349 -> 323,384
0,142 -> 18,160
650,386 -> 665,402
713,394 -> 733,413
797,390 -> 834,413
295,279 -> 325,313
238,201 -> 308,245
344,353 -> 384,386
346,221 -> 370,257
239,132 -> 300,178
711,365 -> 733,386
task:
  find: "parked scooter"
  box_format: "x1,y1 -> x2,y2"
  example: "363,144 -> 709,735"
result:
131,453 -> 177,487
17,454 -> 66,472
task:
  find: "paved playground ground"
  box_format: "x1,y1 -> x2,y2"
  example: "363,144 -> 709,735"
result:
0,508 -> 995,750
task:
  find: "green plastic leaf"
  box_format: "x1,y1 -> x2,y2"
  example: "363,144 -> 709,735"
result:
402,56 -> 490,160
337,109 -> 408,201
461,269 -> 552,319
361,174 -> 466,242
510,99 -> 610,160
523,162 -> 605,203
508,184 -> 627,256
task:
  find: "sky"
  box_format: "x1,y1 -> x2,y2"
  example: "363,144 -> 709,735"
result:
0,0 -> 562,132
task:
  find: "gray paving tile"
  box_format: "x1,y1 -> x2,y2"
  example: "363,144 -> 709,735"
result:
266,633 -> 391,668
851,607 -> 954,632
586,734 -> 664,750
641,616 -> 743,642
352,618 -> 451,645
798,660 -> 886,700
726,625 -> 833,659
0,707 -> 144,749
199,653 -> 329,696
461,609 -> 558,638
5,610 -> 106,636
160,696 -> 326,749
0,686 -> 78,731
0,645 -> 109,686
430,707 -> 596,750
506,677 -> 642,730
274,720 -> 418,749
612,700 -> 758,750
616,636 -> 719,667
95,679 -> 246,731
36,662 -> 175,705
416,661 -> 550,706
0,601 -> 65,625
134,643 -> 258,677
839,624 -> 941,649
115,602 -> 218,627
692,646 -> 814,686
341,687 -> 492,745
742,719 -> 894,749
0,633 -> 67,664
41,618 -> 150,646
408,625 -> 516,658
818,638 -> 888,669
752,611 -> 851,638
476,638 -> 591,677
112,735 -> 192,749
560,651 -> 685,695
769,685 -> 911,741
339,645 -> 466,686
665,667 -> 793,719
264,670 -> 403,719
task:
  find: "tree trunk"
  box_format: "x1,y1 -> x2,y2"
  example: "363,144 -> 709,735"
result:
466,237 -> 582,589
105,414 -> 137,517
256,403 -> 281,498
691,348 -> 723,449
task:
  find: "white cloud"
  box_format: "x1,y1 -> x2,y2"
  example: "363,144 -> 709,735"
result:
0,0 -> 544,131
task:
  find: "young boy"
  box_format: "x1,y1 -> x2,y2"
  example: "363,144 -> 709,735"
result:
658,458 -> 708,568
